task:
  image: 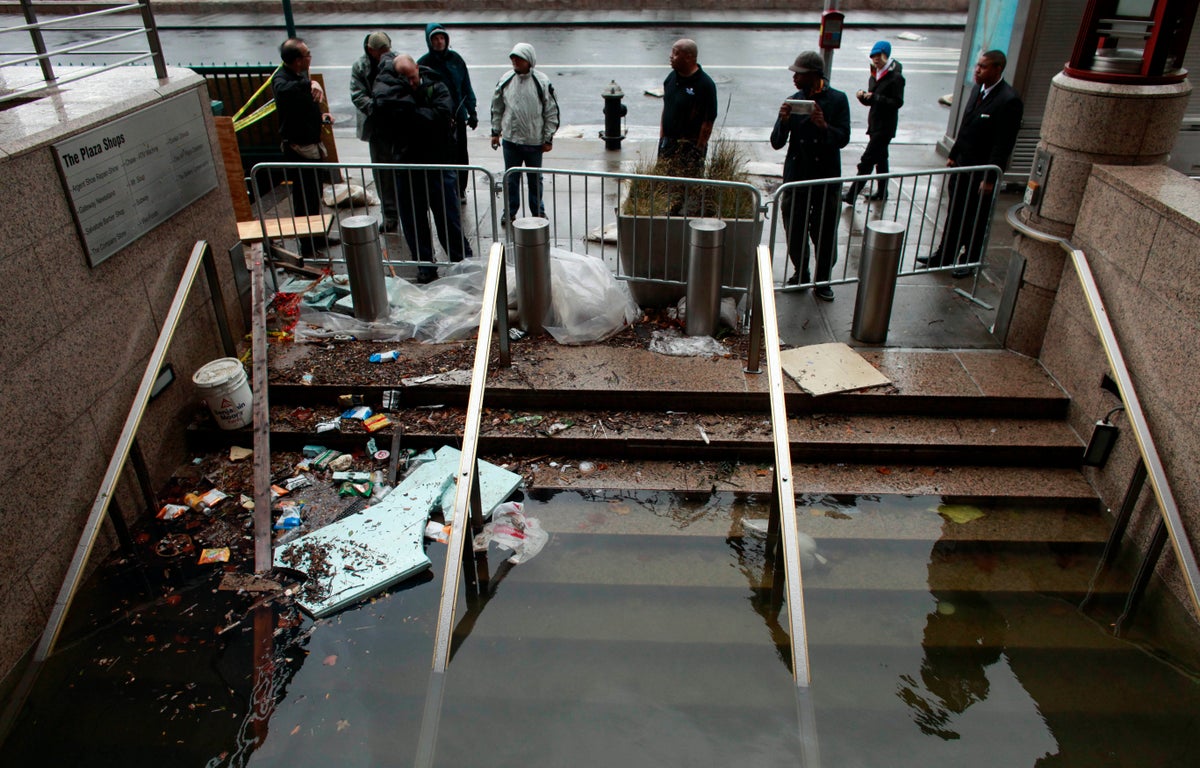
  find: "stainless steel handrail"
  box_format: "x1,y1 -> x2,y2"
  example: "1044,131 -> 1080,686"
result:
1006,203 -> 1200,616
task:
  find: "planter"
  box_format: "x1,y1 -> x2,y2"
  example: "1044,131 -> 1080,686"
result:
616,214 -> 763,308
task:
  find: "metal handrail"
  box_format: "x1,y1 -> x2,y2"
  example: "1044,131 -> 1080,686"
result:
0,0 -> 166,102
1006,203 -> 1200,616
0,240 -> 236,738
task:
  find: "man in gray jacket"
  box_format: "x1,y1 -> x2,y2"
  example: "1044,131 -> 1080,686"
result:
490,42 -> 559,224
350,31 -> 397,230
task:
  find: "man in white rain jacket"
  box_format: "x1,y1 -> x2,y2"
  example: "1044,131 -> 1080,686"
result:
489,42 -> 559,223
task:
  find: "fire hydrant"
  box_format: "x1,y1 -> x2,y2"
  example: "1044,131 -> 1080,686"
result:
600,80 -> 626,150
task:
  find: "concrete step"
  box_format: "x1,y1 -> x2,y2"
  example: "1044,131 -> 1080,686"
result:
189,406 -> 1085,467
267,344 -> 1070,419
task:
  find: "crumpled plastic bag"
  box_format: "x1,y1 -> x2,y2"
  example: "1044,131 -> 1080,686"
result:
322,182 -> 380,208
648,328 -> 730,357
472,502 -> 548,564
543,247 -> 640,344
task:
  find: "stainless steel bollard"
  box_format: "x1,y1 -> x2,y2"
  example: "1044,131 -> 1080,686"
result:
341,215 -> 390,322
511,217 -> 552,334
852,220 -> 907,343
686,218 -> 725,336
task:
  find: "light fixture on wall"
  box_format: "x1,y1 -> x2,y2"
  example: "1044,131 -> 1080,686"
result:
1082,406 -> 1124,468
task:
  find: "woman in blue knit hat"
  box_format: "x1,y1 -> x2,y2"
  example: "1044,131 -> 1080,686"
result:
842,40 -> 905,204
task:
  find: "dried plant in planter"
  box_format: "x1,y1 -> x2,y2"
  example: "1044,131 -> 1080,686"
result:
621,136 -> 757,220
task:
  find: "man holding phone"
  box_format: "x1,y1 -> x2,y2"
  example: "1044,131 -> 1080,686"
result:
770,50 -> 850,301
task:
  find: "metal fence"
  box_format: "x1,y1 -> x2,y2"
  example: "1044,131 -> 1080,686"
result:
0,0 -> 166,104
766,165 -> 1004,296
248,161 -> 499,282
247,160 -> 1003,308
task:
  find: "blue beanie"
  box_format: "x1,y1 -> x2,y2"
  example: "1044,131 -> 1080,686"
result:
870,40 -> 891,57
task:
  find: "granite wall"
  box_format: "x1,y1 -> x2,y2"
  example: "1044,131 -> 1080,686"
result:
0,69 -> 243,687
1040,164 -> 1200,621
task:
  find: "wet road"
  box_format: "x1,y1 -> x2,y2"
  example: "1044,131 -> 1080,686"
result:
148,23 -> 964,146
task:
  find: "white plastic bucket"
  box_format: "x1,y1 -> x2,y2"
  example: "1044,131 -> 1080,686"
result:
192,358 -> 253,430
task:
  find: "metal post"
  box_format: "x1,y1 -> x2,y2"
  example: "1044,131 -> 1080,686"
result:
686,218 -> 725,336
137,0 -> 168,80
19,0 -> 53,83
202,243 -> 237,357
280,0 -> 297,39
1115,518 -> 1169,635
850,220 -> 905,343
511,217 -> 552,334
341,215 -> 390,322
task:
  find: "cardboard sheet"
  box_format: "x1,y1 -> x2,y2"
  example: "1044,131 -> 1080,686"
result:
779,342 -> 891,396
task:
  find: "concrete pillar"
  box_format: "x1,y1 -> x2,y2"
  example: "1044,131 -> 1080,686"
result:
1003,72 -> 1191,356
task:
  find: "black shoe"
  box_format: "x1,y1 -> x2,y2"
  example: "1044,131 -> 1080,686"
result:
814,285 -> 835,302
917,250 -> 942,268
786,273 -> 800,286
840,189 -> 856,205
868,188 -> 888,201
417,268 -> 439,284
381,219 -> 398,233
951,267 -> 976,278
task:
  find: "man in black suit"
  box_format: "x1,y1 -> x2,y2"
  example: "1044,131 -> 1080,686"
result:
920,50 -> 1023,276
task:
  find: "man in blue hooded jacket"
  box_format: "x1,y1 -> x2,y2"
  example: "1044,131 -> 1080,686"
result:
418,23 -> 478,202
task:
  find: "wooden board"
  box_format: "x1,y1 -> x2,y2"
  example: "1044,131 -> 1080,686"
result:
237,214 -> 331,242
779,342 -> 892,396
214,116 -> 254,221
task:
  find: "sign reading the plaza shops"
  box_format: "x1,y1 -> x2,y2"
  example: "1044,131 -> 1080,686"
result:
54,92 -> 218,267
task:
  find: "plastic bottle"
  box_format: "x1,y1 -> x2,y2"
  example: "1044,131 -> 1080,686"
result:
369,350 -> 400,363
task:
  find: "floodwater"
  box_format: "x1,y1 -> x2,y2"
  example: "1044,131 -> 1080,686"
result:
4,490 -> 1199,766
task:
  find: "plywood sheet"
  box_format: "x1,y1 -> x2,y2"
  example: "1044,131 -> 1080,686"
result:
779,342 -> 891,396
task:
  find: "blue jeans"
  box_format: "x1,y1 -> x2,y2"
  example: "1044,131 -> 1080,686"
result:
501,140 -> 545,219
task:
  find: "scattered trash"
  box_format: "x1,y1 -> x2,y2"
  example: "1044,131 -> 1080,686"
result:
328,453 -> 354,472
184,488 -> 228,514
374,450 -> 390,461
274,508 -> 303,530
197,547 -> 230,564
229,446 -> 253,462
937,504 -> 985,524
282,474 -> 312,491
288,407 -> 314,421
546,420 -> 574,435
648,328 -> 730,357
509,414 -> 544,426
363,413 -> 392,432
316,418 -> 341,433
155,533 -> 194,558
779,342 -> 891,396
332,471 -> 371,483
424,520 -> 451,544
338,394 -> 365,408
381,390 -> 402,411
369,350 -> 400,363
322,182 -> 378,208
938,93 -> 954,106
578,460 -> 596,476
697,424 -> 710,444
302,445 -> 326,458
341,405 -> 372,421
896,31 -> 925,41
339,481 -> 372,497
217,572 -> 281,593
301,372 -> 315,385
472,502 -> 549,564
157,504 -> 188,520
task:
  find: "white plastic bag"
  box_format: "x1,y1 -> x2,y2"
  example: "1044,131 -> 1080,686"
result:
543,247 -> 640,344
322,182 -> 380,208
472,501 -> 549,564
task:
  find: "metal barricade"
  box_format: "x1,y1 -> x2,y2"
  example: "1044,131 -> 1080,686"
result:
767,165 -> 1003,305
501,166 -> 764,309
248,161 -> 499,281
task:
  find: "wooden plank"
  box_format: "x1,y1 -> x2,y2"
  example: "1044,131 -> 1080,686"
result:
214,116 -> 254,221
237,214 -> 331,242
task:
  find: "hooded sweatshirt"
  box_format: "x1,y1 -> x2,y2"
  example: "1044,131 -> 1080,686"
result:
350,33 -> 389,140
490,42 -> 560,146
417,23 -> 477,124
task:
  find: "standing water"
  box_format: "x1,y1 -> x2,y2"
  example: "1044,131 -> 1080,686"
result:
3,490 -> 1198,766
